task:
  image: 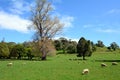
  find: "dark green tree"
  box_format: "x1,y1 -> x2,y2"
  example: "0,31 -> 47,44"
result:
96,40 -> 104,47
10,44 -> 26,59
77,37 -> 93,60
7,42 -> 16,58
54,40 -> 62,50
110,42 -> 119,51
84,40 -> 93,56
0,42 -> 10,58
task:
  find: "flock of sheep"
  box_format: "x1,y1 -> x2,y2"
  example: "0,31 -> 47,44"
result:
82,62 -> 118,75
6,61 -> 118,75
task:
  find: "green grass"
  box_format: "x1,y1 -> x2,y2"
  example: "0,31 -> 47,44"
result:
0,53 -> 120,80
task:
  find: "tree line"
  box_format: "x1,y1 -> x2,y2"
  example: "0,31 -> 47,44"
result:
0,37 -> 119,60
0,37 -> 78,60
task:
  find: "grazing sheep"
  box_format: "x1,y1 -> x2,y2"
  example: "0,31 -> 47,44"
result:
7,62 -> 13,66
101,63 -> 107,67
82,69 -> 89,75
112,62 -> 118,65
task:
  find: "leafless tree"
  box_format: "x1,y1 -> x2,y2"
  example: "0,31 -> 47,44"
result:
30,0 -> 64,60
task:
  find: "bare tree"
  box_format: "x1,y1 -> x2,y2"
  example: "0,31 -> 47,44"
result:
30,0 -> 64,60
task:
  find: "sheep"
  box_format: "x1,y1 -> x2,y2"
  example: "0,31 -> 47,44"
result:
82,69 -> 89,75
7,62 -> 13,66
101,63 -> 107,67
112,62 -> 118,65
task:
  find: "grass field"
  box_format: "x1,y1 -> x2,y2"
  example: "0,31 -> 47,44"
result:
0,53 -> 120,80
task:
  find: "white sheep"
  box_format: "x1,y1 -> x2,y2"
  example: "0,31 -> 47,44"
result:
112,62 -> 118,65
101,63 -> 107,67
7,62 -> 13,66
82,69 -> 89,75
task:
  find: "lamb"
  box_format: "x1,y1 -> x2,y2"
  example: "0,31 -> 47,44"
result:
112,62 -> 118,65
101,63 -> 107,67
7,62 -> 13,66
82,69 -> 89,75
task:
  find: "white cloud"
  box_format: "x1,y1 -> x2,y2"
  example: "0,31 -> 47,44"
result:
0,11 -> 31,33
53,36 -> 78,42
83,23 -> 120,34
71,38 -> 79,42
9,0 -> 31,15
107,9 -> 120,14
83,24 -> 106,28
96,28 -> 119,33
60,16 -> 74,27
0,0 -> 74,34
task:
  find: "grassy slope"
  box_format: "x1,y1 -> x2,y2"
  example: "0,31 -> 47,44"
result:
0,52 -> 120,80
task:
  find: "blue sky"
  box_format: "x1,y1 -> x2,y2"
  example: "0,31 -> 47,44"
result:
0,0 -> 120,46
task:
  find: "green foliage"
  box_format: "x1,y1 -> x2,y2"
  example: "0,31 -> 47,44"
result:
54,37 -> 77,54
66,41 -> 77,53
10,44 -> 26,59
25,48 -> 34,60
7,42 -> 16,52
110,42 -> 119,51
59,37 -> 69,53
0,42 -> 10,58
77,37 -> 93,60
84,40 -> 93,56
96,40 -> 104,47
54,40 -> 62,50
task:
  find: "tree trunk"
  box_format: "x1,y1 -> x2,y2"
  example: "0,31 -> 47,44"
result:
41,54 -> 46,60
83,53 -> 86,60
41,49 -> 47,60
41,56 -> 46,60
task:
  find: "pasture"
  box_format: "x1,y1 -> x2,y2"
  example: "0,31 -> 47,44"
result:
0,53 -> 120,80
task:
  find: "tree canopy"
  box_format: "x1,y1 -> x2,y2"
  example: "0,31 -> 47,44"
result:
77,37 -> 93,60
0,42 -> 10,58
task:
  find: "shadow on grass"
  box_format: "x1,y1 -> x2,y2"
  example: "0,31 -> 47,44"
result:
69,58 -> 88,61
0,58 -> 53,61
95,60 -> 120,62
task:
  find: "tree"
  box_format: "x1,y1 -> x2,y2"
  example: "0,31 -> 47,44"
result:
96,40 -> 104,47
59,37 -> 69,53
66,40 -> 77,53
7,42 -> 16,58
22,41 -> 34,60
25,47 -> 34,60
10,44 -> 26,59
0,42 -> 10,58
54,40 -> 62,50
110,42 -> 119,51
29,0 -> 64,60
84,40 -> 93,56
77,37 -> 93,60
